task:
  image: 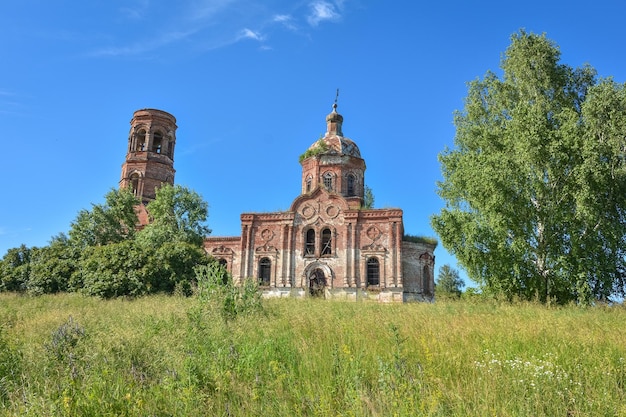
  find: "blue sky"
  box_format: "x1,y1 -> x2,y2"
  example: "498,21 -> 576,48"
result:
2,0 -> 626,288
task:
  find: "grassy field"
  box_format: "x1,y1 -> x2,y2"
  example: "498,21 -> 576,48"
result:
0,293 -> 625,416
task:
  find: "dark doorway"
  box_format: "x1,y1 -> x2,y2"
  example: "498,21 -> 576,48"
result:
309,268 -> 326,297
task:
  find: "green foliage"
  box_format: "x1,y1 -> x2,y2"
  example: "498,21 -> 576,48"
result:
0,326 -> 22,405
75,240 -> 209,298
432,30 -> 626,304
0,184 -> 213,298
194,262 -> 263,321
138,183 -> 211,247
298,137 -> 329,162
0,244 -> 31,292
68,187 -> 139,249
436,264 -> 465,297
363,184 -> 375,209
27,234 -> 77,295
77,241 -> 149,298
44,316 -> 86,363
3,294 -> 626,416
403,234 -> 438,247
146,242 -> 210,293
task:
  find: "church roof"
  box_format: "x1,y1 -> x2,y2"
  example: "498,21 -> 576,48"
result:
305,102 -> 362,159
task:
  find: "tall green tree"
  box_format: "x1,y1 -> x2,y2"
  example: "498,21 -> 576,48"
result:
436,264 -> 464,297
363,185 -> 375,209
432,30 -> 626,303
68,187 -> 139,249
28,233 -> 77,294
137,184 -> 211,247
0,244 -> 32,292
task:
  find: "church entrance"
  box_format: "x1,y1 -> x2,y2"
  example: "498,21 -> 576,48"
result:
309,268 -> 326,297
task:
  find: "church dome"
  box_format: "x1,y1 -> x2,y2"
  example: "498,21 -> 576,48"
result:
303,102 -> 362,159
307,135 -> 361,159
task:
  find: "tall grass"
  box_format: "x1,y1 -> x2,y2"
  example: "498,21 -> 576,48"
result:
0,293 -> 625,416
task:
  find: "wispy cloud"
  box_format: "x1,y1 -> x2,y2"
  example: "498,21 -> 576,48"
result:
89,0 -> 347,58
239,28 -> 264,42
90,28 -> 199,57
307,1 -> 341,26
273,14 -> 298,31
119,0 -> 151,20
0,89 -> 29,117
187,0 -> 239,21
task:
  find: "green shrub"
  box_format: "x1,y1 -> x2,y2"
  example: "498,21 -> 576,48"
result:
298,137 -> 329,162
194,262 -> 263,321
45,316 -> 86,363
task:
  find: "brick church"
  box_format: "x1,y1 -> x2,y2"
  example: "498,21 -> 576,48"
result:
120,105 -> 436,302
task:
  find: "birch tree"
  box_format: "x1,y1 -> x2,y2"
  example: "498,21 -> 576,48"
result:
432,30 -> 626,303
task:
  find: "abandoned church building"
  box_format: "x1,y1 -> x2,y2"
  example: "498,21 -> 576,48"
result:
119,105 -> 436,302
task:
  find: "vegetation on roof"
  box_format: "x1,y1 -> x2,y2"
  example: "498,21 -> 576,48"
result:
298,137 -> 329,163
403,234 -> 438,247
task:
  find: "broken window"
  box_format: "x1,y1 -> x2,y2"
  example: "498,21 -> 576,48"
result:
321,228 -> 332,256
167,139 -> 174,158
258,257 -> 271,286
367,257 -> 380,286
305,229 -> 315,256
323,172 -> 333,191
347,173 -> 355,196
152,132 -> 162,153
306,176 -> 312,193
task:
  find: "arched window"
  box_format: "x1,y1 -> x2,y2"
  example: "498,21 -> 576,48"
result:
130,172 -> 140,197
167,139 -> 174,158
152,132 -> 163,154
423,265 -> 431,295
305,229 -> 315,256
347,174 -> 355,196
135,129 -> 146,151
321,228 -> 332,256
367,257 -> 380,286
323,172 -> 333,191
218,258 -> 229,284
306,176 -> 312,193
258,257 -> 271,286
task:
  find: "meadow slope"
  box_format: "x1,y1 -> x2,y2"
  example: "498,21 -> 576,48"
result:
0,293 -> 625,416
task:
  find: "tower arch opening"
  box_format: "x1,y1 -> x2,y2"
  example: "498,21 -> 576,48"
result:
152,131 -> 163,154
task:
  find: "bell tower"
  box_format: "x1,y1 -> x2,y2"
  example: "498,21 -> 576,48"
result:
119,109 -> 177,204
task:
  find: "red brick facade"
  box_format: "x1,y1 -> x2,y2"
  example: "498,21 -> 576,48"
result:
119,106 -> 436,301
119,109 -> 177,206
203,104 -> 436,301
